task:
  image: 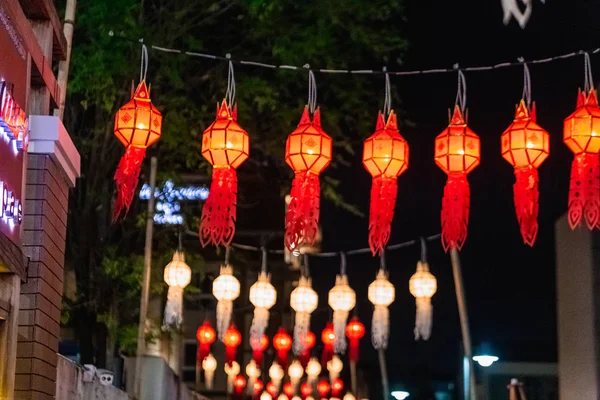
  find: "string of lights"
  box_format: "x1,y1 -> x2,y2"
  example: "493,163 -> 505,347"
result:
109,31 -> 600,76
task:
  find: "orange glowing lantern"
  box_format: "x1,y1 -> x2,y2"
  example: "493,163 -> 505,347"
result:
317,380 -> 330,399
196,321 -> 216,364
300,331 -> 316,367
200,99 -> 250,246
434,105 -> 480,251
331,378 -> 344,397
564,88 -> 600,229
251,334 -> 269,366
321,323 -> 335,367
113,80 -> 162,221
273,328 -> 292,369
345,317 -> 365,363
234,375 -> 247,396
267,381 -> 279,397
363,110 -> 409,255
254,379 -> 264,395
283,382 -> 295,398
223,324 -> 242,365
301,383 -> 313,398
284,105 -> 332,251
501,100 -> 549,245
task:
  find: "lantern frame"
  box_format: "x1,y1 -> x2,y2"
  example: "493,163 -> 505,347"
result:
564,89 -> 600,155
114,81 -> 162,149
363,111 -> 409,178
501,101 -> 549,169
434,106 -> 480,174
285,107 -> 332,174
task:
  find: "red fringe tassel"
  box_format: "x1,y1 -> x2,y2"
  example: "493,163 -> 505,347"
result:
253,349 -> 264,366
368,176 -> 398,255
200,167 -> 237,247
568,153 -> 600,229
348,338 -> 360,363
197,343 -> 210,365
226,346 -> 237,366
513,167 -> 539,246
285,171 -> 320,251
112,146 -> 146,222
441,173 -> 470,252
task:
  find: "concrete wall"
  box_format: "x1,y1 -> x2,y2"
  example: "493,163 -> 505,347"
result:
55,356 -> 129,400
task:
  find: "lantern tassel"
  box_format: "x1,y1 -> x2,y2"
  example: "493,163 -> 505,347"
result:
277,350 -> 288,371
414,297 -> 433,341
371,305 -> 389,350
568,153 -> 600,230
300,349 -> 311,368
252,349 -> 264,366
217,299 -> 233,342
162,286 -> 184,329
513,167 -> 539,246
250,307 -> 269,346
113,146 -> 146,222
197,344 -> 210,365
348,338 -> 360,363
285,171 -> 320,251
200,167 -> 237,247
226,345 -> 237,366
204,369 -> 215,390
368,176 -> 398,255
441,172 -> 470,252
293,312 -> 311,355
332,310 -> 349,354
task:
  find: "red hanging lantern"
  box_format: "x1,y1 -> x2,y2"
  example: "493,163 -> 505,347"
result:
251,334 -> 269,366
273,328 -> 292,370
254,379 -> 264,396
501,100 -> 549,246
285,106 -> 332,251
345,317 -> 365,363
301,382 -> 313,398
267,381 -> 279,397
283,382 -> 295,398
196,321 -> 216,364
434,106 -> 480,251
200,99 -> 250,246
363,111 -> 409,255
321,323 -> 335,367
564,88 -> 600,229
331,378 -> 344,397
223,324 -> 242,365
234,375 -> 247,396
317,380 -> 330,399
113,80 -> 162,221
300,331 -> 316,368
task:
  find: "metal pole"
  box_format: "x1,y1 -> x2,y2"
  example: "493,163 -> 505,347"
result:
450,248 -> 477,400
134,156 -> 157,399
57,0 -> 77,120
377,349 -> 389,400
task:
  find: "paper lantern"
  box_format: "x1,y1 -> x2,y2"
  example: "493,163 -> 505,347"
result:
328,275 -> 356,353
225,360 -> 241,394
343,393 -> 356,400
290,277 -> 318,354
305,358 -> 322,384
345,317 -> 365,362
331,379 -> 344,397
262,392 -> 273,400
250,272 -> 277,347
246,360 -> 262,396
254,380 -> 265,396
368,269 -> 395,349
288,360 -> 304,390
285,106 -> 332,251
501,100 -> 549,245
196,321 -> 216,365
213,265 -> 240,340
564,88 -> 600,229
317,380 -> 330,399
224,324 -> 242,365
363,110 -> 409,255
283,382 -> 295,398
278,395 -> 290,400
269,360 -> 285,390
202,353 -> 217,389
434,106 -> 480,251
327,356 -> 343,381
200,99 -> 250,246
162,251 -> 191,328
113,80 -> 162,221
251,334 -> 269,366
234,375 -> 247,396
273,328 -> 292,369
300,331 -> 316,367
321,323 -> 335,367
267,381 -> 279,397
409,261 -> 437,341
301,383 -> 313,398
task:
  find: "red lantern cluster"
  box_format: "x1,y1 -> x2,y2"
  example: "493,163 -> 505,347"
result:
345,317 -> 365,363
196,321 -> 216,364
223,324 -> 242,365
273,327 -> 292,369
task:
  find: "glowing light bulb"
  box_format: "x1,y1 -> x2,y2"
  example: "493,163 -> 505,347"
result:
473,355 -> 499,367
458,149 -> 465,155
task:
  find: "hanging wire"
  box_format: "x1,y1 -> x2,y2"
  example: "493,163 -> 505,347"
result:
225,56 -> 236,106
382,67 -> 392,118
519,58 -> 532,108
224,245 -> 231,265
454,66 -> 467,113
305,66 -> 318,115
339,252 -> 347,275
584,51 -> 594,93
379,251 -> 387,271
178,229 -> 183,252
303,253 -> 310,277
420,236 -> 427,263
261,246 -> 268,274
139,43 -> 148,82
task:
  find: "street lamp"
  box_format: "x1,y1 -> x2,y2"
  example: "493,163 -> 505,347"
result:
391,391 -> 410,400
473,355 -> 499,368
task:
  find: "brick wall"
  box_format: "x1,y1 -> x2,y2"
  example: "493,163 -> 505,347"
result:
16,154 -> 69,400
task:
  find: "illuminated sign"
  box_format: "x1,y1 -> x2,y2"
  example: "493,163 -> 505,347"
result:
0,181 -> 22,227
139,180 -> 209,225
0,80 -> 28,153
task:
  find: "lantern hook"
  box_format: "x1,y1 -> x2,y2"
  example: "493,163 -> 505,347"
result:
519,58 -> 532,109
139,44 -> 149,82
226,58 -> 236,107
178,228 -> 183,251
379,250 -> 387,272
224,245 -> 231,265
453,65 -> 467,113
583,51 -> 594,93
302,253 -> 310,277
305,66 -> 318,115
382,66 -> 392,119
339,252 -> 347,275
420,236 -> 427,263
261,246 -> 268,273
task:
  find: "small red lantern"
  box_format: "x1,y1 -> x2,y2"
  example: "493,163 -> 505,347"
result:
564,88 -> 600,229
434,106 -> 480,251
363,110 -> 409,255
273,328 -> 292,369
321,323 -> 335,367
266,381 -> 279,397
113,80 -> 162,221
200,99 -> 250,246
317,380 -> 330,399
251,334 -> 269,366
223,324 -> 242,365
501,100 -> 549,246
196,321 -> 216,364
331,378 -> 344,397
254,379 -> 264,395
301,382 -> 313,398
234,375 -> 247,396
283,382 -> 295,397
300,331 -> 316,367
345,317 -> 365,363
285,106 -> 332,251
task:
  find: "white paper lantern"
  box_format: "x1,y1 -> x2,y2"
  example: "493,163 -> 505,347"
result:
202,353 -> 217,389
225,360 -> 241,394
163,251 -> 192,328
261,392 -> 273,400
305,357 -> 321,383
344,393 -> 356,400
278,395 -> 289,400
269,361 -> 284,389
328,274 -> 356,353
288,360 -> 304,390
368,269 -> 395,350
327,355 -> 343,381
409,261 -> 437,341
250,272 -> 277,346
213,265 -> 240,340
290,277 -> 318,354
246,360 -> 262,395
